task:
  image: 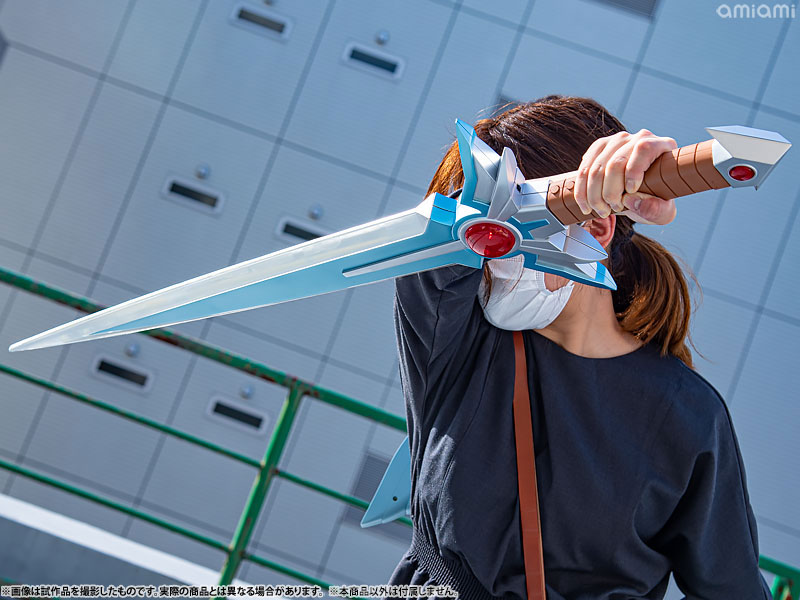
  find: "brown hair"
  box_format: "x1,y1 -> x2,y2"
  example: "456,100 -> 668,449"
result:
426,95 -> 697,367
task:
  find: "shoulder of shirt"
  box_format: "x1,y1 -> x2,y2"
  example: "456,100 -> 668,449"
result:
650,349 -> 734,448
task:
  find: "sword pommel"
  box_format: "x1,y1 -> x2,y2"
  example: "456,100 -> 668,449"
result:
705,125 -> 792,190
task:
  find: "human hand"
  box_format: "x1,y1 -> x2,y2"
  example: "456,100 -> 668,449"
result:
573,129 -> 679,225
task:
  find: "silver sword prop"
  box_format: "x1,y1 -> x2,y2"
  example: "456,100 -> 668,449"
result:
9,120 -> 791,353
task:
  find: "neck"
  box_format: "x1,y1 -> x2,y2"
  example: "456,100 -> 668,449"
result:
536,284 -> 642,358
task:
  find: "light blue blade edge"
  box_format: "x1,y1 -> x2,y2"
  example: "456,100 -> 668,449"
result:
361,435 -> 411,527
9,192 -> 482,351
97,214 -> 477,335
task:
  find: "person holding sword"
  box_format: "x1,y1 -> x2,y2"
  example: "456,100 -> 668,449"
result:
387,94 -> 771,600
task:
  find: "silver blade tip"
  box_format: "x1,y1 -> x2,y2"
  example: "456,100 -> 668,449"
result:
9,331 -> 82,352
9,338 -> 40,352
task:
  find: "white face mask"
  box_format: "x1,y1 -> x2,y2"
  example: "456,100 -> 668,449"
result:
478,254 -> 574,331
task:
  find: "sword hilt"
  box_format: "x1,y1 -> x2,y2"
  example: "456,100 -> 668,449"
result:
544,140 -> 729,224
543,125 -> 791,225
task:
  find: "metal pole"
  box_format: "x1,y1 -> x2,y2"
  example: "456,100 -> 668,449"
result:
215,383 -> 305,593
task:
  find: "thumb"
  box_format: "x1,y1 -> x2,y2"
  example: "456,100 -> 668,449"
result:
622,192 -> 676,225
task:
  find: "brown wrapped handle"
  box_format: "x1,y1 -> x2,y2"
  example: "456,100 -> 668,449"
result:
545,139 -> 730,225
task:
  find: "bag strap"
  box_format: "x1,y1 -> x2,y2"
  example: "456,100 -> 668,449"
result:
512,330 -> 546,600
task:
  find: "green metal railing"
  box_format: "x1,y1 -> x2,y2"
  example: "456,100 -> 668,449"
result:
0,265 -> 797,600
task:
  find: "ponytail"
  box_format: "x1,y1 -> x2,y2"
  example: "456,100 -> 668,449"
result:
608,215 -> 698,368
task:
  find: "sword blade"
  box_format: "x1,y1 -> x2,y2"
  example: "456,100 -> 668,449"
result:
10,195 -> 481,352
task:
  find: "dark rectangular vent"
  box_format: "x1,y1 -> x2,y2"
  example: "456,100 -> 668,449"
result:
350,48 -> 398,74
169,181 -> 218,208
230,3 -> 292,40
96,359 -> 148,387
162,176 -> 225,214
283,221 -> 320,242
343,43 -> 404,80
206,395 -> 269,435
237,8 -> 286,34
212,400 -> 263,430
587,0 -> 660,18
343,452 -> 412,544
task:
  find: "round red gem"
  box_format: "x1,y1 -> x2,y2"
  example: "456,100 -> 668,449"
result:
729,165 -> 756,181
463,222 -> 516,258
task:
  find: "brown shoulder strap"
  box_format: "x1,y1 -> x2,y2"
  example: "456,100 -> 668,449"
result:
513,330 -> 546,600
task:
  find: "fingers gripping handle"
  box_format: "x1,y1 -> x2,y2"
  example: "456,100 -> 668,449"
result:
545,140 -> 730,226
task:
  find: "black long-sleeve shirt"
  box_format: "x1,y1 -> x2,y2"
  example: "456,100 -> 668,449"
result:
386,263 -> 771,600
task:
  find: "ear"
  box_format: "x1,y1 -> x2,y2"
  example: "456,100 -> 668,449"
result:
583,214 -> 616,249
